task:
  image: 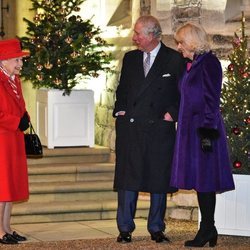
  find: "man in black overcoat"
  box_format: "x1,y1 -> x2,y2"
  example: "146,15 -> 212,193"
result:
113,15 -> 185,243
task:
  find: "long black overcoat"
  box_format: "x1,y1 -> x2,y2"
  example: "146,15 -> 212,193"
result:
113,43 -> 185,193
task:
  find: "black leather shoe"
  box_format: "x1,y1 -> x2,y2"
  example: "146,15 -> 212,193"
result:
11,231 -> 27,241
150,231 -> 170,243
0,233 -> 18,244
117,232 -> 132,243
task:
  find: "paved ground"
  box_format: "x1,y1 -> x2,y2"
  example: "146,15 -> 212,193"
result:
0,219 -> 249,249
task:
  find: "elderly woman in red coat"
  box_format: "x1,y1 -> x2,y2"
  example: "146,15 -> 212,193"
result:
0,39 -> 30,244
170,23 -> 235,247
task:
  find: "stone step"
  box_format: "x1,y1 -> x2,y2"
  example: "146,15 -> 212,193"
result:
13,146 -> 158,225
28,162 -> 115,183
27,146 -> 111,165
12,199 -> 151,224
28,180 -> 116,202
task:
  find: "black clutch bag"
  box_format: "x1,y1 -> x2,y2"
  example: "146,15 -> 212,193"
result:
24,123 -> 43,158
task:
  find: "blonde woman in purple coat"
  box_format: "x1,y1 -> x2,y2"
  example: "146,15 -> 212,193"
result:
170,23 -> 235,248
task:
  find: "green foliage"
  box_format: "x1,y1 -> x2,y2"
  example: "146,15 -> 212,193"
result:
221,12 -> 250,174
20,0 -> 112,95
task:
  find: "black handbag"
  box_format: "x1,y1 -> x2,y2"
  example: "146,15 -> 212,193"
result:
24,123 -> 43,158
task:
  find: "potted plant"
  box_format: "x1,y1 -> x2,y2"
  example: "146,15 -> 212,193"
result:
20,0 -> 112,148
215,12 -> 250,236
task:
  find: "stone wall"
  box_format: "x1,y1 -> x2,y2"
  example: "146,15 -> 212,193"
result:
94,37 -> 133,150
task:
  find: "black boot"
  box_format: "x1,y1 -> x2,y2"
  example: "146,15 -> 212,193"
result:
185,192 -> 218,248
185,223 -> 218,247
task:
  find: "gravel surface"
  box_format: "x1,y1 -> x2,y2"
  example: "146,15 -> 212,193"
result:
0,219 -> 249,249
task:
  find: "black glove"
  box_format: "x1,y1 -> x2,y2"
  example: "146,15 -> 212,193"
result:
197,128 -> 219,153
19,112 -> 29,131
201,137 -> 212,152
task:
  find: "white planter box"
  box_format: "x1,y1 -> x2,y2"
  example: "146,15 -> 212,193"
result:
215,174 -> 250,236
36,89 -> 94,149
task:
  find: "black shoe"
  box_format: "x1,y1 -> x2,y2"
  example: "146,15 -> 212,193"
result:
150,231 -> 170,243
11,231 -> 27,241
117,232 -> 132,243
0,233 -> 18,244
184,226 -> 218,247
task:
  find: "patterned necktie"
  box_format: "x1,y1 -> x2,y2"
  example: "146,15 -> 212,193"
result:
144,52 -> 151,76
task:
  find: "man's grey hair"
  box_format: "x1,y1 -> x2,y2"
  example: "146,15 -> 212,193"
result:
136,15 -> 162,38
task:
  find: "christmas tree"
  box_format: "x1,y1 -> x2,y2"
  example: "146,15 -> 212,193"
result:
20,0 -> 112,95
221,12 -> 250,175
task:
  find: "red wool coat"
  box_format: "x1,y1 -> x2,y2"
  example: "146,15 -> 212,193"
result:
0,70 -> 29,201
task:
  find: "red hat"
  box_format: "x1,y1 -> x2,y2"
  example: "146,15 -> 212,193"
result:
0,38 -> 30,60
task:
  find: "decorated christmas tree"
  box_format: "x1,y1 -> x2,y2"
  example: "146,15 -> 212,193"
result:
20,0 -> 112,95
221,12 -> 250,175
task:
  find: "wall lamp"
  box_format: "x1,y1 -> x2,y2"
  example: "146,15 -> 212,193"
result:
0,0 -> 10,38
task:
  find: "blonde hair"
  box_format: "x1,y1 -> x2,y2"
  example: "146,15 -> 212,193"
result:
174,22 -> 210,54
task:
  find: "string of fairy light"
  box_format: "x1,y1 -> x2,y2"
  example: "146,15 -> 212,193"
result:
32,5 -> 93,86
222,11 -> 250,172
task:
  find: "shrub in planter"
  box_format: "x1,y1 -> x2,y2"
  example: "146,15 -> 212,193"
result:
20,0 -> 112,95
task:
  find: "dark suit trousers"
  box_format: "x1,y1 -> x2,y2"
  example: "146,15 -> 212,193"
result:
116,190 -> 167,233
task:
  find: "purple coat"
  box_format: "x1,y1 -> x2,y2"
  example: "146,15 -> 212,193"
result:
170,51 -> 235,193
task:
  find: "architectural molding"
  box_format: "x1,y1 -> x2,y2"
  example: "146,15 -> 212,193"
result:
225,0 -> 250,22
140,0 -> 151,16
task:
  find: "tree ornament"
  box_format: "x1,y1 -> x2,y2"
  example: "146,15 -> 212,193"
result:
54,78 -> 62,85
228,63 -> 234,72
56,30 -> 62,36
33,14 -> 41,23
245,117 -> 250,124
44,62 -> 53,69
36,74 -> 43,81
239,67 -> 245,74
71,51 -> 78,58
92,72 -> 99,78
65,36 -> 73,44
233,37 -> 241,47
242,72 -> 249,78
232,127 -> 241,135
233,160 -> 242,169
37,64 -> 43,71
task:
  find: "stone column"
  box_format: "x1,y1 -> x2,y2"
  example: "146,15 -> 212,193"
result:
15,0 -> 37,128
15,0 -> 34,37
140,0 -> 151,16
